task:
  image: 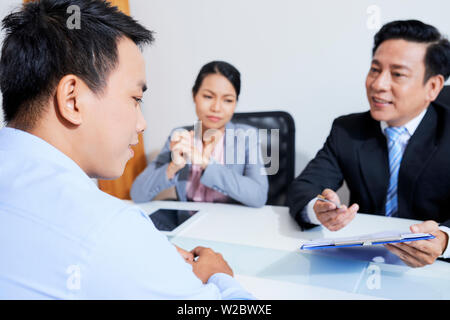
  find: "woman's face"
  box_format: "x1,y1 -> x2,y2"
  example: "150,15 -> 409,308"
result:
194,73 -> 237,132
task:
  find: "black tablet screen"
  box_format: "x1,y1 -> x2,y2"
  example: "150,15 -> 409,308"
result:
149,209 -> 199,231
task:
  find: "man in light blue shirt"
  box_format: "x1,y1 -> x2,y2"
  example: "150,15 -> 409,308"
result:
0,0 -> 253,300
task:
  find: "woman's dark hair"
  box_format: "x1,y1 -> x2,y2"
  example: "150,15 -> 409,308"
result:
0,0 -> 154,130
192,60 -> 241,100
373,20 -> 450,83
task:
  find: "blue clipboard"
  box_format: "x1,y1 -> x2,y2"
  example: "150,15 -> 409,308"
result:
300,231 -> 435,250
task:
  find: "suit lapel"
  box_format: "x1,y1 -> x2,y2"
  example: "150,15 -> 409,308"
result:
358,119 -> 390,210
398,105 -> 439,214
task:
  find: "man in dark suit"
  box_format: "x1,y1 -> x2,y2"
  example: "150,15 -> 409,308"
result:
287,20 -> 450,267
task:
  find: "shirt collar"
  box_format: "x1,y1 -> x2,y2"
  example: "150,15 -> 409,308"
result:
0,127 -> 95,186
380,108 -> 428,136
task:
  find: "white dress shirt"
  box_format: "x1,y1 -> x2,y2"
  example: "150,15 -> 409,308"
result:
301,109 -> 450,259
0,127 -> 254,299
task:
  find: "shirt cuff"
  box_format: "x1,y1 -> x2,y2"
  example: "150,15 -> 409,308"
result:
300,198 -> 321,226
438,226 -> 450,259
207,273 -> 255,300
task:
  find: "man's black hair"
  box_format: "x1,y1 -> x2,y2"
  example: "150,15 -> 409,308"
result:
0,0 -> 154,129
373,20 -> 450,83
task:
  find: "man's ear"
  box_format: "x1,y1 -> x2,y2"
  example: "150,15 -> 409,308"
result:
426,74 -> 445,102
55,75 -> 83,126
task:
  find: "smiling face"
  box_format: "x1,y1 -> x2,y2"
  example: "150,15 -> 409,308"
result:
194,73 -> 237,132
80,37 -> 147,179
366,39 -> 436,127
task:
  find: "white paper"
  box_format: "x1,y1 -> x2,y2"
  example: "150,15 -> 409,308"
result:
301,231 -> 433,249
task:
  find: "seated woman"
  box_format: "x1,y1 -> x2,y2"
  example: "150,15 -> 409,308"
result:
130,61 -> 269,207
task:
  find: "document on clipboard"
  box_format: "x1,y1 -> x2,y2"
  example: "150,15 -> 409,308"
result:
300,231 -> 435,250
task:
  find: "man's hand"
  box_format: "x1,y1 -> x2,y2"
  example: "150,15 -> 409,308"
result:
174,245 -> 194,264
313,188 -> 359,231
190,246 -> 233,283
384,220 -> 449,267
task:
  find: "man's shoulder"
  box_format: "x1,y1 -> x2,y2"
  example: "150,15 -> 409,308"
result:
327,110 -> 378,140
48,180 -> 153,252
17,159 -> 146,242
432,101 -> 450,122
333,110 -> 374,128
429,102 -> 450,145
77,184 -> 147,224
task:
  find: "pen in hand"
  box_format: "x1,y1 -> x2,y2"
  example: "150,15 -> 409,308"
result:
315,194 -> 341,209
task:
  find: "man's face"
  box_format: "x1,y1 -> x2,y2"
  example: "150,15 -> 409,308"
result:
81,37 -> 147,179
366,39 -> 432,127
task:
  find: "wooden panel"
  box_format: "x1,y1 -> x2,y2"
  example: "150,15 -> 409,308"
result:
107,0 -> 130,15
24,0 -> 130,15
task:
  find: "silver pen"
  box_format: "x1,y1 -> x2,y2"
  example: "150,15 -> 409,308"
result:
315,194 -> 341,209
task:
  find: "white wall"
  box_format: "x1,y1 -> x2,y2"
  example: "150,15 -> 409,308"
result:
0,0 -> 449,176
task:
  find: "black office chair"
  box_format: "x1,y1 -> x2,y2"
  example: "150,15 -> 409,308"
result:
231,111 -> 295,206
436,85 -> 450,107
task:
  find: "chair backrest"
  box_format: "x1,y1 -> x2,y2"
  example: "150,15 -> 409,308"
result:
436,85 -> 450,108
231,111 -> 295,206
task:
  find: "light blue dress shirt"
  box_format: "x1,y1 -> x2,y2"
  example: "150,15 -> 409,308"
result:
0,127 -> 254,299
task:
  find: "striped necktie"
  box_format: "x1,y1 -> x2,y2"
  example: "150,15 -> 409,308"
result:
384,126 -> 407,217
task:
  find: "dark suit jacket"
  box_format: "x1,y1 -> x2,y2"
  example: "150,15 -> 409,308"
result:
287,102 -> 450,230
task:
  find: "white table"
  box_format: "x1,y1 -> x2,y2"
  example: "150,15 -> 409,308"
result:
133,200 -> 450,300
